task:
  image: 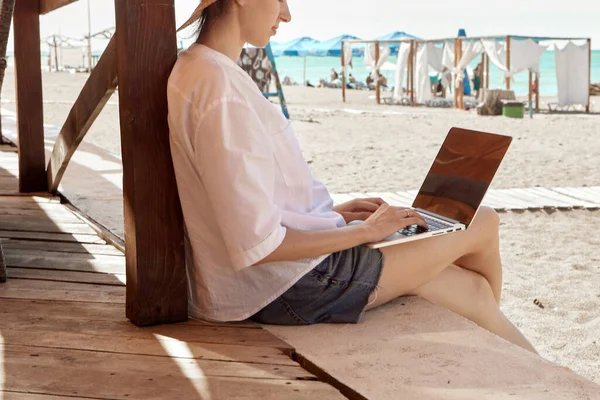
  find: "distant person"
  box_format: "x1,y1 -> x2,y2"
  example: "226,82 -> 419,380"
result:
348,74 -> 357,84
473,61 -> 483,98
366,74 -> 375,90
378,74 -> 388,88
330,68 -> 339,82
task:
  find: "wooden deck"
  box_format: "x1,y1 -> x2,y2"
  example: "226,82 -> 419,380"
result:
0,144 -> 345,399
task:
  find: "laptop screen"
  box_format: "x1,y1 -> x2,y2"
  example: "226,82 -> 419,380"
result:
412,128 -> 512,226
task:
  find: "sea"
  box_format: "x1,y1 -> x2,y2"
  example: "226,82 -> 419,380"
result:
273,50 -> 600,96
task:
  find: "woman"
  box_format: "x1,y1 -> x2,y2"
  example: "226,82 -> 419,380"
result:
167,0 -> 537,353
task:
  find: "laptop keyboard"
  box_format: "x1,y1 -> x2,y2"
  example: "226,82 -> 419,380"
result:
399,215 -> 454,237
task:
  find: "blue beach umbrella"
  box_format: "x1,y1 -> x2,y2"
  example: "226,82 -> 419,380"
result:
375,31 -> 420,55
271,36 -> 320,57
308,34 -> 363,57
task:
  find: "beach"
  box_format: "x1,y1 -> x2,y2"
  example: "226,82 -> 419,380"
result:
1,70 -> 599,382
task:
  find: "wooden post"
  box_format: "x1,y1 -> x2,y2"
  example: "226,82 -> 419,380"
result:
587,38 -> 591,113
453,39 -> 458,108
341,41 -> 346,103
375,40 -> 380,104
535,73 -> 540,111
506,36 -> 511,90
459,40 -> 464,110
407,41 -> 411,103
114,0 -> 187,326
485,53 -> 490,88
410,41 -> 415,105
13,0 -> 48,193
528,70 -> 533,106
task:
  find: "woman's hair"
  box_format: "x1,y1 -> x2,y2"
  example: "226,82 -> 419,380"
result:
194,0 -> 233,40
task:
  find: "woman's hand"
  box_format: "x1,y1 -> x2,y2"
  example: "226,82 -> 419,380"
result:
333,197 -> 386,224
362,203 -> 428,243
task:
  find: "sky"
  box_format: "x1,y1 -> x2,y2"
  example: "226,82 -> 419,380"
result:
7,0 -> 600,51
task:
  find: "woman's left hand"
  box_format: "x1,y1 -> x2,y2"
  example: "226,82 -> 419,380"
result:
333,197 -> 386,224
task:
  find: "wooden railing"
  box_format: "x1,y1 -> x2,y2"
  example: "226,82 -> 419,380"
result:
13,0 -> 187,326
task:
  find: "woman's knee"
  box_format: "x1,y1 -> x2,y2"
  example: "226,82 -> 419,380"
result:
469,206 -> 500,244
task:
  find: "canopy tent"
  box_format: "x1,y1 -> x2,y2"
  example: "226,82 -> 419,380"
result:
271,36 -> 320,57
340,35 -> 592,113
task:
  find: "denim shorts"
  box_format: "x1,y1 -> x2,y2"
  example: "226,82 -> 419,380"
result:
251,245 -> 385,325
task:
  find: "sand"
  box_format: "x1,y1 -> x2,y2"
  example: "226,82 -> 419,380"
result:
1,70 -> 599,383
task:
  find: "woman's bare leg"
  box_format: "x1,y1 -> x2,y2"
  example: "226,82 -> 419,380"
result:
367,206 -> 504,309
408,264 -> 537,353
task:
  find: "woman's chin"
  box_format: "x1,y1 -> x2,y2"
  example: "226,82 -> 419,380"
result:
248,38 -> 272,49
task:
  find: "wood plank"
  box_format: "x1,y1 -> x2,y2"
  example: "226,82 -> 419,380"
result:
0,203 -> 67,212
1,346 -> 342,400
39,0 -> 79,15
526,187 -> 585,208
0,239 -> 123,256
502,188 -> 549,210
6,267 -> 126,286
13,0 -> 48,192
2,344 -> 309,380
4,248 -> 124,261
2,393 -> 91,400
481,190 -> 526,210
0,230 -> 106,245
1,311 -> 293,350
550,187 -> 600,207
0,206 -> 80,219
489,190 -> 532,210
0,218 -> 96,235
47,35 -> 119,192
0,195 -> 58,203
115,0 -> 187,326
0,328 -> 297,366
0,210 -> 85,224
5,253 -> 125,274
0,298 -> 259,328
0,279 -> 125,303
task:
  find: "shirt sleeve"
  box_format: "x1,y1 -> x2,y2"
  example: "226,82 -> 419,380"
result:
193,98 -> 286,270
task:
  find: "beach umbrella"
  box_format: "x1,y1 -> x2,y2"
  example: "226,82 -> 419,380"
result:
270,37 -> 321,85
308,34 -> 363,57
374,31 -> 420,55
271,36 -> 320,57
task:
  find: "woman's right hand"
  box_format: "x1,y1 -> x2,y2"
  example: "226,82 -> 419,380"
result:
362,203 -> 428,243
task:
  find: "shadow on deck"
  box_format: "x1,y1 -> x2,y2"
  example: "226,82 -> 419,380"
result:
0,143 -> 345,399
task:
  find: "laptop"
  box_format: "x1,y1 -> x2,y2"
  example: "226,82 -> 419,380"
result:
367,127 -> 512,249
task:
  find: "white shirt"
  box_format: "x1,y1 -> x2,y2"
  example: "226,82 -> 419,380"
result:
167,44 -> 346,322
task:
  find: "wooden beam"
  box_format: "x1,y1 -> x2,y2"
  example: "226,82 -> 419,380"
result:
459,40 -> 464,110
409,41 -> 414,105
341,42 -> 346,103
40,0 -> 78,15
587,38 -> 591,113
47,35 -> 118,193
535,73 -> 540,111
485,53 -> 490,88
114,0 -> 187,326
375,41 -> 380,105
13,0 -> 48,193
506,36 -> 511,90
453,39 -> 458,108
528,70 -> 533,110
